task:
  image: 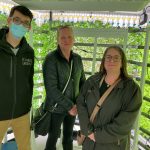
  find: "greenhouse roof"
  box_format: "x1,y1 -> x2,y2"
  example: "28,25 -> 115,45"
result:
12,0 -> 149,12
1,0 -> 150,27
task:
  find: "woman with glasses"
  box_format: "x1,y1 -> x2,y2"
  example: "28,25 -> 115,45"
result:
0,5 -> 34,150
77,45 -> 142,150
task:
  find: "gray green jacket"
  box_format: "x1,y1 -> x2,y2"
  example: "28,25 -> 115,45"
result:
77,72 -> 142,150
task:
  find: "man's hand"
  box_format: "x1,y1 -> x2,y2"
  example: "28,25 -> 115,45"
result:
68,105 -> 77,116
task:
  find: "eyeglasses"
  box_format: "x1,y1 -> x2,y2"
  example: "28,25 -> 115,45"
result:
11,17 -> 31,28
105,55 -> 121,62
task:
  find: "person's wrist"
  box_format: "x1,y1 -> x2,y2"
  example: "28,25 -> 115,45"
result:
87,123 -> 94,135
87,130 -> 93,135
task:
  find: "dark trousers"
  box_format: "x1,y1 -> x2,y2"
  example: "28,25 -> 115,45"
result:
45,113 -> 76,150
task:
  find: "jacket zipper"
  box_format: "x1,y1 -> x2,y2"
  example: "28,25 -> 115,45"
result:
10,56 -> 13,78
11,57 -> 17,119
118,139 -> 120,145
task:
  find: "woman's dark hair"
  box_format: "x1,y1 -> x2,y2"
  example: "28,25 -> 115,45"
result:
100,45 -> 130,79
9,5 -> 33,20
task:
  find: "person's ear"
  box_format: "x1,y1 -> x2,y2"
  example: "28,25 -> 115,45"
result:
7,17 -> 11,25
28,25 -> 32,31
120,65 -> 122,69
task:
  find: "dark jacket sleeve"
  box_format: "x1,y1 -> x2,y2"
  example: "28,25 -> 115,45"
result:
77,79 -> 92,136
43,54 -> 74,111
94,80 -> 142,143
79,57 -> 86,90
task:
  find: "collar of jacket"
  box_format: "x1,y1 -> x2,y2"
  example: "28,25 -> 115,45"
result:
0,27 -> 33,55
56,45 -> 74,62
90,72 -> 126,89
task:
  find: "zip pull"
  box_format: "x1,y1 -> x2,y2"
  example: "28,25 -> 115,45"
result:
118,139 -> 120,145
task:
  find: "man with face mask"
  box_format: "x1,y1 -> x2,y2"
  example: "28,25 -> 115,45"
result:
0,5 -> 34,150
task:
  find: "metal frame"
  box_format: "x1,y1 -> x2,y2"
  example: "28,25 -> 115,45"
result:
73,27 -> 128,75
132,26 -> 150,150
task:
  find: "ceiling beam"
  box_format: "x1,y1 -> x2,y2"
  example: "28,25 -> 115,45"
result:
12,0 -> 149,12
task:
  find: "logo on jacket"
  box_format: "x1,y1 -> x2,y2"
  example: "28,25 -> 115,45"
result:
22,58 -> 32,66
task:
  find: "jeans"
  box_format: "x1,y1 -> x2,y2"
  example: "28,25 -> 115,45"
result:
45,113 -> 75,150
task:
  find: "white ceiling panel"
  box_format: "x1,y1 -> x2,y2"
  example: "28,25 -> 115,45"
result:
12,0 -> 150,12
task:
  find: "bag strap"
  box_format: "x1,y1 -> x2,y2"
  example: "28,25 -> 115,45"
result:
31,60 -> 73,119
90,75 -> 121,123
53,60 -> 73,109
62,60 -> 73,94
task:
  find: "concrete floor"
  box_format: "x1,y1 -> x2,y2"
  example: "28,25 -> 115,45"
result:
2,129 -> 82,150
2,131 -> 149,150
34,124 -> 81,150
35,135 -> 82,150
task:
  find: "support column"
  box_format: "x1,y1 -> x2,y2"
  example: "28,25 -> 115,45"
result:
92,37 -> 97,75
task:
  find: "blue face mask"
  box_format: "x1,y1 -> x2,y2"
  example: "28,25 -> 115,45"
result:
10,23 -> 28,39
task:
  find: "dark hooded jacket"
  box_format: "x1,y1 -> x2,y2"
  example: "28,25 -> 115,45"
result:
0,27 -> 34,120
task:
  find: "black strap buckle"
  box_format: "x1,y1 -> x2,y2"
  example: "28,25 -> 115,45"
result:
96,104 -> 101,108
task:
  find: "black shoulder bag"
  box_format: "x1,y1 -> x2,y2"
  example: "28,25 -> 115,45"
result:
32,60 -> 73,136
